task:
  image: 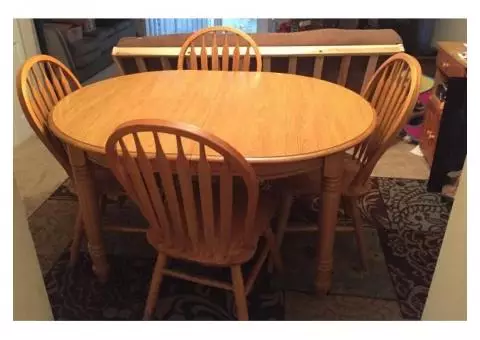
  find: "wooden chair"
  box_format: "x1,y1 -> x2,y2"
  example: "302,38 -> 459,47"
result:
177,26 -> 262,72
105,119 -> 282,320
16,54 -> 122,266
272,52 -> 422,270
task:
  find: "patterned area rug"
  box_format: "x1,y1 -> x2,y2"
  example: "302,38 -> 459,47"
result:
45,251 -> 283,320
285,177 -> 451,320
29,177 -> 451,320
376,178 -> 451,319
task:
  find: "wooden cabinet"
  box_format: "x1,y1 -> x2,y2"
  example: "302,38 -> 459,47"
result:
420,41 -> 466,167
436,49 -> 466,78
420,100 -> 441,166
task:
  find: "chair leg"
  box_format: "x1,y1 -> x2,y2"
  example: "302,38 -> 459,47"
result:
275,193 -> 294,247
345,196 -> 368,272
341,195 -> 350,218
144,252 -> 168,320
70,194 -> 108,267
230,265 -> 249,321
69,209 -> 84,267
264,228 -> 283,273
268,193 -> 294,272
117,195 -> 127,208
99,194 -> 107,215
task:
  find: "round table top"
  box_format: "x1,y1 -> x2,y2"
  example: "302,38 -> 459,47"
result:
49,70 -> 376,163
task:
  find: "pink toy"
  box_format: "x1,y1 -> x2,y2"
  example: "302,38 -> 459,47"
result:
419,91 -> 431,105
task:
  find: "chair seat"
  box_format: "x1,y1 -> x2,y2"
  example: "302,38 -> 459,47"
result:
147,182 -> 279,266
93,164 -> 125,195
65,163 -> 124,197
270,153 -> 370,197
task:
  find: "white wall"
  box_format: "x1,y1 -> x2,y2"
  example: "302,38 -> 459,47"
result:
422,160 -> 467,320
13,177 -> 53,320
13,19 -> 40,146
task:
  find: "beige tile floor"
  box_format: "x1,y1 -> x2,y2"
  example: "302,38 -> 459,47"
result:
371,141 -> 430,179
14,64 -> 120,216
14,63 -> 430,216
14,135 -> 67,216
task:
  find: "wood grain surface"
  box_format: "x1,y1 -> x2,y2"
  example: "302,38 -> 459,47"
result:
49,70 -> 376,164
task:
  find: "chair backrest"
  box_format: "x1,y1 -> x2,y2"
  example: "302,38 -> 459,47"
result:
113,40 -> 404,94
105,119 -> 260,259
177,26 -> 262,72
16,54 -> 82,176
350,52 -> 421,190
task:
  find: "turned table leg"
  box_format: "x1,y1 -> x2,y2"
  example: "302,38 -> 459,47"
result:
68,146 -> 110,282
316,152 -> 344,294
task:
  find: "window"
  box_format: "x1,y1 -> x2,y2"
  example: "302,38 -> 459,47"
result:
145,19 -> 210,36
145,19 -> 259,36
208,19 -> 258,33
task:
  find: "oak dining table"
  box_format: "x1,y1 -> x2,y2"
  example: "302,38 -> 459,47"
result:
48,70 -> 376,294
